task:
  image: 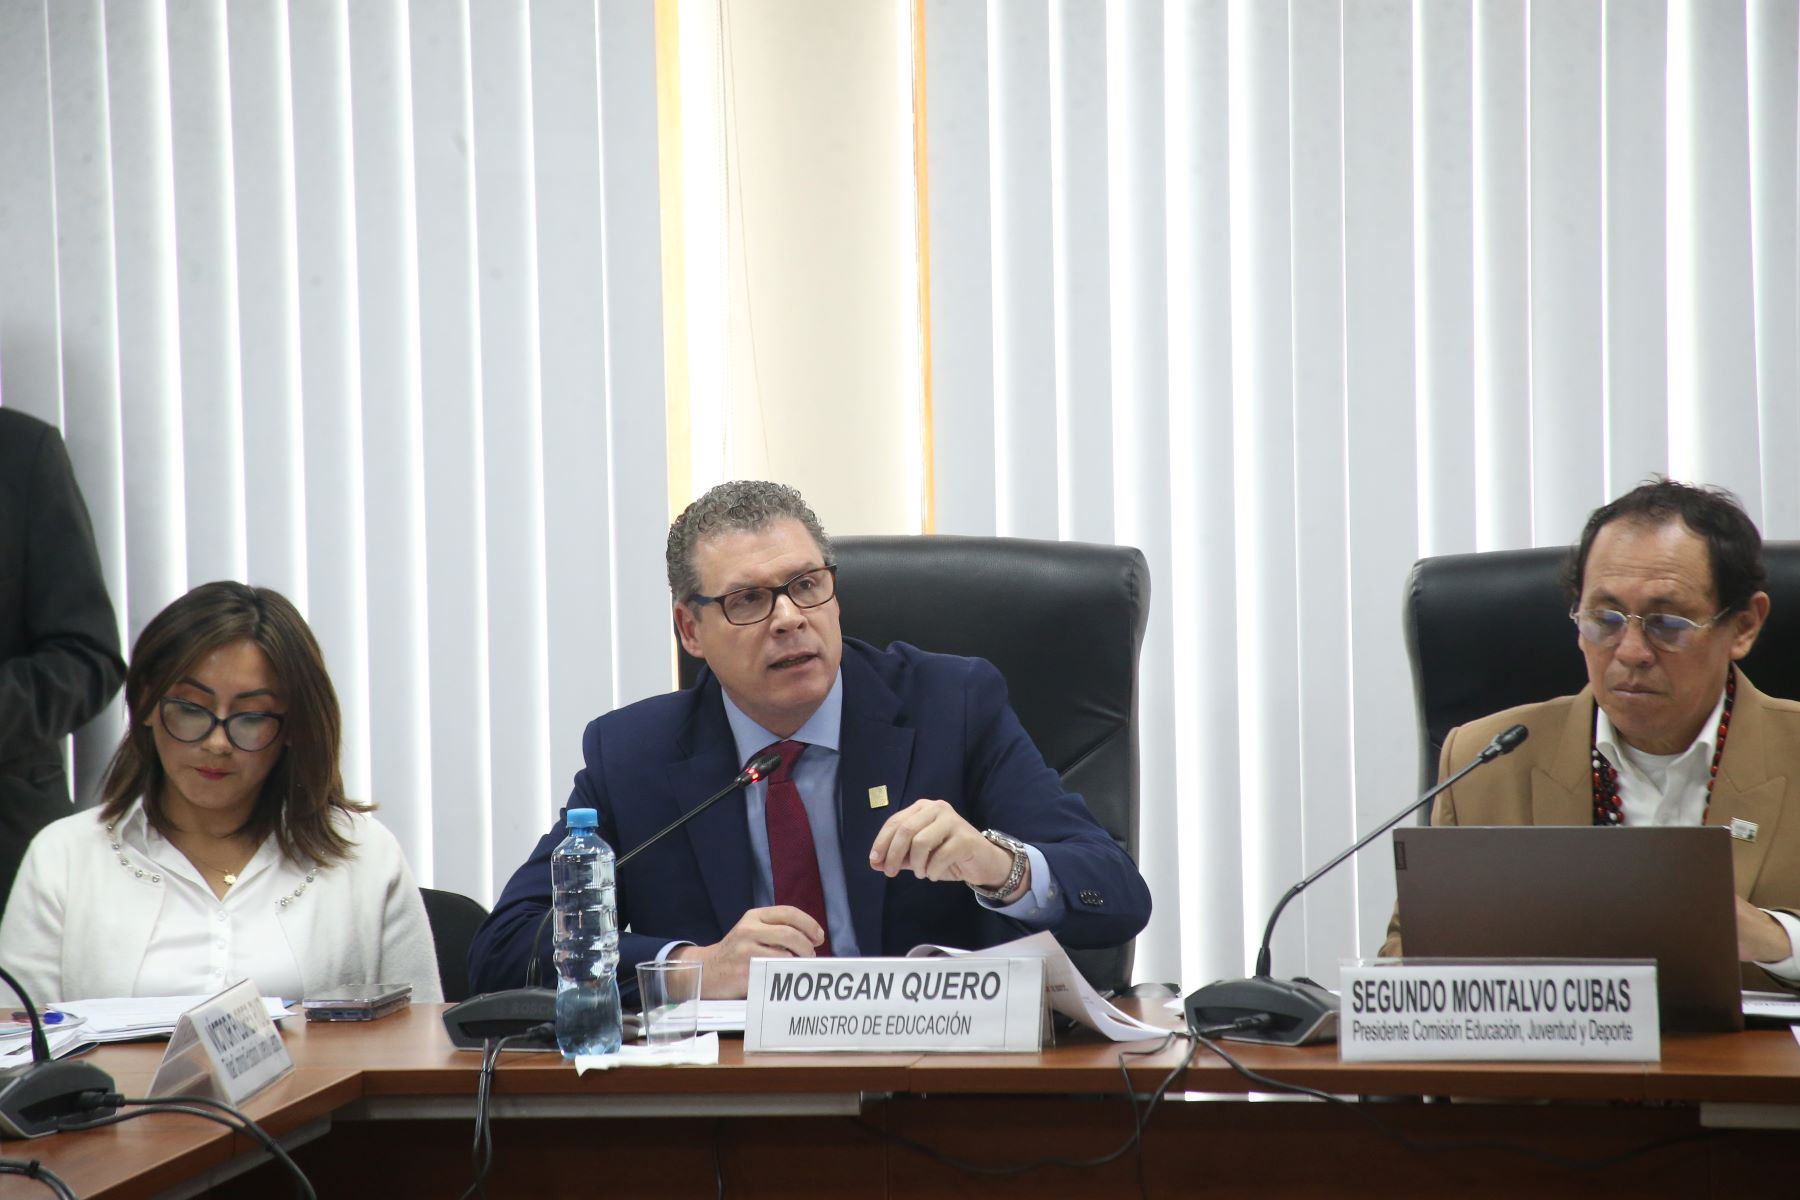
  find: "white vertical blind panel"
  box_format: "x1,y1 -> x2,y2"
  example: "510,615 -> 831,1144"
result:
410,0 -> 493,900
1669,0 -> 1761,512
0,0 -> 62,426
226,1 -> 307,602
3,0 -> 674,873
1102,0 -> 1175,985
166,0 -> 247,587
106,0 -> 188,636
1528,1 -> 1605,546
1226,0 -> 1301,965
0,0 -> 83,798
289,0 -> 373,804
1288,0 -> 1355,985
1601,1 -> 1669,494
1048,0 -> 1112,545
348,0 -> 431,867
46,0 -> 129,802
923,0 -> 996,536
1343,0 -> 1420,960
1414,0 -> 1475,556
597,0 -> 673,707
45,0 -> 124,531
988,1 -> 1058,540
1163,0 -> 1243,991
1748,0 -> 1799,534
469,0 -> 551,891
532,0 -> 616,815
1471,0 -> 1531,550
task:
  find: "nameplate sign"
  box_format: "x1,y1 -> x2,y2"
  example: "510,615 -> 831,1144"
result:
744,957 -> 1046,1053
1339,960 -> 1660,1063
149,979 -> 294,1105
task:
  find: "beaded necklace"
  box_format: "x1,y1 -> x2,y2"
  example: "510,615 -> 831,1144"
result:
1591,668 -> 1735,826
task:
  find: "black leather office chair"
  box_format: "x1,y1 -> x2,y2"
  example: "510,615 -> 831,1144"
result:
1404,541 -> 1800,794
676,533 -> 1150,993
421,886 -> 489,1003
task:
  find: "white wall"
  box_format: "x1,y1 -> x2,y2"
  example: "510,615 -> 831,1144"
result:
696,0 -> 923,538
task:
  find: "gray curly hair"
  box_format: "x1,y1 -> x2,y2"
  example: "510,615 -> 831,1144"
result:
666,480 -> 835,604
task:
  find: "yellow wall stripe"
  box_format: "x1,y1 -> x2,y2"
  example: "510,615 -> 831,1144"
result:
655,0 -> 691,518
911,0 -> 935,533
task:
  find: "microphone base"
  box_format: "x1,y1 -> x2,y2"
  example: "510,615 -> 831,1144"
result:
0,1058 -> 117,1139
1185,976 -> 1339,1046
442,988 -> 558,1051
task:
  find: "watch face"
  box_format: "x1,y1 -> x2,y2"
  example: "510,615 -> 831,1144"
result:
984,830 -> 1025,853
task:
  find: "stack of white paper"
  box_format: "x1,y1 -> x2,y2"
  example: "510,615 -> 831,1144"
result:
47,996 -> 292,1043
0,1021 -> 95,1063
908,931 -> 1167,1042
1742,990 -> 1800,1022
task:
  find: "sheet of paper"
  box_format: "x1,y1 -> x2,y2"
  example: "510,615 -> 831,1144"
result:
907,930 -> 1167,1043
576,1032 -> 721,1073
624,1000 -> 746,1038
0,1013 -> 84,1041
52,995 -> 293,1041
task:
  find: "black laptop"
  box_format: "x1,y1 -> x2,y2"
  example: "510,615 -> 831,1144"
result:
1393,826 -> 1743,1032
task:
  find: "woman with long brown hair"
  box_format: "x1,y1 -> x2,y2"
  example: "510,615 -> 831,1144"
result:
0,581 -> 440,1003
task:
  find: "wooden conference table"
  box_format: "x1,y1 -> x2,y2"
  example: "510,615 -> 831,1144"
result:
6,1002 -> 1799,1198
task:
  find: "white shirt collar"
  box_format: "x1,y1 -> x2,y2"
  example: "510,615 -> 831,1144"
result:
1593,680 -> 1729,770
114,796 -> 282,890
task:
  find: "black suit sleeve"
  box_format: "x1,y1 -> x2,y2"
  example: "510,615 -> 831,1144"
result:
0,419 -> 124,758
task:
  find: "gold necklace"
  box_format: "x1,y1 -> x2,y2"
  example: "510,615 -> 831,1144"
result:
172,837 -> 256,890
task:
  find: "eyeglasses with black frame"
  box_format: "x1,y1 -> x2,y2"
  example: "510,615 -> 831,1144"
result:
157,698 -> 286,753
1569,606 -> 1730,653
689,565 -> 838,626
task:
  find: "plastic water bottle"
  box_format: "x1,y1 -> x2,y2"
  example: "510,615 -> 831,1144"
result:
551,807 -> 621,1057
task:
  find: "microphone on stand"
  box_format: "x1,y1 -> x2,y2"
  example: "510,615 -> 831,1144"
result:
1183,724 -> 1529,1046
443,750 -> 785,1050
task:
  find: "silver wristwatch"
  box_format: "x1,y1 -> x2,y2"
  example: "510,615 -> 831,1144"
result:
968,829 -> 1029,902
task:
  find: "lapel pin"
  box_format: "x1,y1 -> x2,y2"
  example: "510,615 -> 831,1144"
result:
868,785 -> 889,810
1730,817 -> 1759,843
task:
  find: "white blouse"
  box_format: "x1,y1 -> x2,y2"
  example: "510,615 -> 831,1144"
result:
129,807 -> 306,1000
0,800 -> 444,1007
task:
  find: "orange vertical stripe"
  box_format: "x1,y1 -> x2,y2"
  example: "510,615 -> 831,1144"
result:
911,0 -> 935,534
655,0 -> 691,519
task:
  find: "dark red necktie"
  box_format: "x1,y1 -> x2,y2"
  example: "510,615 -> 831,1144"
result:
760,740 -> 831,955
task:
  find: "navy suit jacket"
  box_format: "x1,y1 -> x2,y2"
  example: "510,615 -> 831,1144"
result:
467,639 -> 1151,995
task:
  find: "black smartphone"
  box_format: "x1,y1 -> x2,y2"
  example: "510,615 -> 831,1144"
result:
300,984 -> 414,1022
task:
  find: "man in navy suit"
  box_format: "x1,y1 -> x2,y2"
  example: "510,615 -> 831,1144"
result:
468,481 -> 1150,999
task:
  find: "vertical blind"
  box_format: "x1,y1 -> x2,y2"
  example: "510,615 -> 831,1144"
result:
0,0 -> 673,907
924,0 -> 1800,991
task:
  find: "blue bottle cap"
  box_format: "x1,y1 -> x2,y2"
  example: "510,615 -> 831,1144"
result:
566,807 -> 598,829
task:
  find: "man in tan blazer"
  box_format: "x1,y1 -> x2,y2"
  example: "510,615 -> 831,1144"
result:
1382,480 -> 1800,989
